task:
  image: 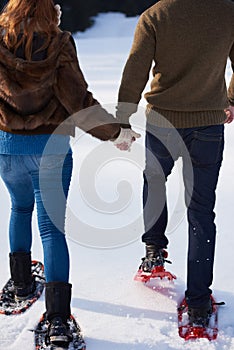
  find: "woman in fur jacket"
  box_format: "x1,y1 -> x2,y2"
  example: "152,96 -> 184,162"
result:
0,0 -> 138,345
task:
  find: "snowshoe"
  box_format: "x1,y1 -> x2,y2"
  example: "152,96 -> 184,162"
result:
177,295 -> 223,341
0,260 -> 45,315
33,313 -> 86,350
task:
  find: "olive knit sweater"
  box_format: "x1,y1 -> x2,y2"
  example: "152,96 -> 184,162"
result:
117,0 -> 234,128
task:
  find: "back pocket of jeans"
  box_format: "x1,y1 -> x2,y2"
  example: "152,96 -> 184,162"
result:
190,130 -> 224,166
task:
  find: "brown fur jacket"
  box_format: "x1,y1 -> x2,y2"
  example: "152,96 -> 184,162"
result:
0,31 -> 120,140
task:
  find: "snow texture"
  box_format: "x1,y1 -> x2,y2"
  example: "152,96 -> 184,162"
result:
0,12 -> 234,350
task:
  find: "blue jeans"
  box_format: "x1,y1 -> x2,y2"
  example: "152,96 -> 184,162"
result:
0,153 -> 73,282
143,124 -> 224,307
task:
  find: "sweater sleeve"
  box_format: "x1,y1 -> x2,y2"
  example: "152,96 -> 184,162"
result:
117,13 -> 156,126
54,36 -> 120,141
228,43 -> 234,106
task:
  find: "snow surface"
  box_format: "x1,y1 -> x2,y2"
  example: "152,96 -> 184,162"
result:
1,12 -> 234,350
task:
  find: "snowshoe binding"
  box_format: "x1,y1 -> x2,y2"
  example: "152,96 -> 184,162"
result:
33,313 -> 86,350
134,244 -> 176,282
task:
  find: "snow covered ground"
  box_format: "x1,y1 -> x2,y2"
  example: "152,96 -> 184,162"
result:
1,12 -> 234,350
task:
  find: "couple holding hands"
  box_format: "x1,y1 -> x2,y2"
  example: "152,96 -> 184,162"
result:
0,0 -> 233,346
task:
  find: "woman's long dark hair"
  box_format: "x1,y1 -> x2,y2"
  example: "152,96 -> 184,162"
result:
0,0 -> 60,60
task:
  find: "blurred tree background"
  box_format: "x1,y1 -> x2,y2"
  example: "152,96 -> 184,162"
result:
0,0 -> 158,33
55,0 -> 158,32
0,0 -> 7,11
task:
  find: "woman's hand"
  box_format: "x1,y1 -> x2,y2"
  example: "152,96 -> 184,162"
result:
113,128 -> 141,151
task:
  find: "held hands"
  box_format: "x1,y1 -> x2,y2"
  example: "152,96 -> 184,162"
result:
54,4 -> 62,26
113,128 -> 141,151
224,105 -> 234,124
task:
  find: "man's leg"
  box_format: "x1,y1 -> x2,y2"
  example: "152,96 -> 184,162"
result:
142,125 -> 176,249
183,125 -> 224,308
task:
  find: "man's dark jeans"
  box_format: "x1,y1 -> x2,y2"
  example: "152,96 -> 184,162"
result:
142,123 -> 224,307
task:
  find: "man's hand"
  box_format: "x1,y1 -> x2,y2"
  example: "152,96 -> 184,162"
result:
224,105 -> 234,124
54,4 -> 62,26
113,128 -> 141,151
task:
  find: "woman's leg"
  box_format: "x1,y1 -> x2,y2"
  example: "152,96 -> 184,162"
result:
0,155 -> 35,296
30,153 -> 73,283
29,152 -> 73,344
0,155 -> 34,253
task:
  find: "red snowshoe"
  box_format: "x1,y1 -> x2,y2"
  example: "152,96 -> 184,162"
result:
134,246 -> 176,282
177,295 -> 222,341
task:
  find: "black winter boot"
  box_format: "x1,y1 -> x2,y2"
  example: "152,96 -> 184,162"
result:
140,244 -> 169,272
9,252 -> 35,299
45,282 -> 72,346
188,299 -> 213,327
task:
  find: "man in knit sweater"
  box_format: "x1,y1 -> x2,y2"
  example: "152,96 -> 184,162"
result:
117,0 -> 234,326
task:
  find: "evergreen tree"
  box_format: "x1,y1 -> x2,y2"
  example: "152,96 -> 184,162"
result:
56,0 -> 99,32
99,0 -> 157,16
58,0 -> 158,32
